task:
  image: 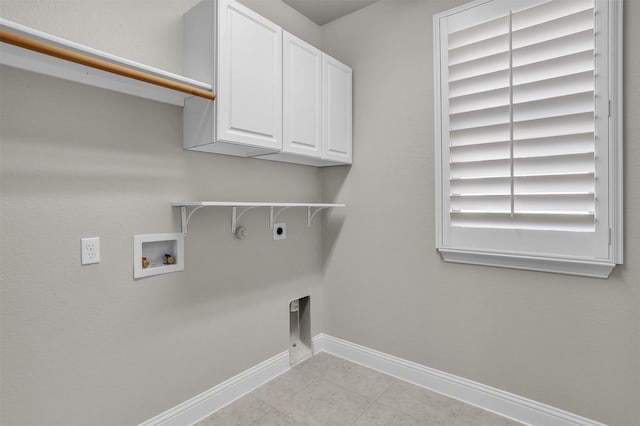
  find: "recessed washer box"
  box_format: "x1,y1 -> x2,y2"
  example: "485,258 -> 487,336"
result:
134,233 -> 184,279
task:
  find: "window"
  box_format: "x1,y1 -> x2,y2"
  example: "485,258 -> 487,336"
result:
433,0 -> 622,278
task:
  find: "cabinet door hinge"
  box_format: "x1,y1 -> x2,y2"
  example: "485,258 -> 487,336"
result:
609,227 -> 612,245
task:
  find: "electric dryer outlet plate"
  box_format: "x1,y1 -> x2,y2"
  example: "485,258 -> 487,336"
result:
273,223 -> 286,240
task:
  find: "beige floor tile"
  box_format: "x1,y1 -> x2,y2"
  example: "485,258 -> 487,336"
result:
251,365 -> 320,406
377,380 -> 470,424
195,394 -> 272,426
378,380 -> 521,425
249,409 -> 309,426
196,354 -> 523,426
296,351 -> 353,377
353,401 -> 420,426
450,403 -> 523,426
297,352 -> 397,399
269,377 -> 372,426
330,362 -> 398,399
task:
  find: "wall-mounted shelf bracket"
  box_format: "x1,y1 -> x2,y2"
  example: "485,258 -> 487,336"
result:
179,205 -> 205,237
308,206 -> 332,227
270,206 -> 294,229
232,206 -> 261,234
173,202 -> 346,237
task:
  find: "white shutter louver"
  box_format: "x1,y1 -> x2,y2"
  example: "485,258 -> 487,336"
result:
447,0 -> 595,232
434,0 -> 623,277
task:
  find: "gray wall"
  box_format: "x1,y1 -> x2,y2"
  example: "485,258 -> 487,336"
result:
2,0 -> 639,425
321,1 -> 640,425
0,1 -> 323,425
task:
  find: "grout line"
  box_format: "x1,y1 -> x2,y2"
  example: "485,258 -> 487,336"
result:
349,399 -> 375,426
245,407 -> 274,426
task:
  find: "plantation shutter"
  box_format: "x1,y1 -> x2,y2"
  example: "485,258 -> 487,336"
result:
437,0 -> 614,260
448,0 -> 596,227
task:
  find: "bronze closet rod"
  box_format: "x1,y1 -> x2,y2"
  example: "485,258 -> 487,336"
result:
0,29 -> 216,101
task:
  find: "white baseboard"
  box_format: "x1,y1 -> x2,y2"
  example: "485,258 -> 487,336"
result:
138,350 -> 289,426
140,334 -> 605,426
313,334 -> 605,426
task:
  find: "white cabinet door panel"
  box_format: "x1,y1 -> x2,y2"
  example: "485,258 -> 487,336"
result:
217,0 -> 282,150
283,32 -> 322,156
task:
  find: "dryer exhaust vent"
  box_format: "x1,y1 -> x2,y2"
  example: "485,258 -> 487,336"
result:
289,296 -> 311,365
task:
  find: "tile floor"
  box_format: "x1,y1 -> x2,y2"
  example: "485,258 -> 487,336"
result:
195,353 -> 522,426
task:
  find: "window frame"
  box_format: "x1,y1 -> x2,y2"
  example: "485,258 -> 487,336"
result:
433,0 -> 623,278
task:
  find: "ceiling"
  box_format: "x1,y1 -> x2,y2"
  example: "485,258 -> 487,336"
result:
282,0 -> 380,25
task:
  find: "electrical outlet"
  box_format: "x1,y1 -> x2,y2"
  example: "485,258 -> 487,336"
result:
273,223 -> 286,240
81,237 -> 100,265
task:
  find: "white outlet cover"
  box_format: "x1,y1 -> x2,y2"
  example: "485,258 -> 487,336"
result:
81,237 -> 100,265
273,223 -> 287,240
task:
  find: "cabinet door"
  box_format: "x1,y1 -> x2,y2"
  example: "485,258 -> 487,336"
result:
283,32 -> 322,157
322,54 -> 352,163
217,0 -> 282,150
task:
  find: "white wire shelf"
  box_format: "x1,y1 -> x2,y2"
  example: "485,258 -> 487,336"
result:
171,202 -> 346,236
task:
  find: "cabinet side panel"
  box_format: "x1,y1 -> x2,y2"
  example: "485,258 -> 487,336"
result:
184,1 -> 216,150
184,0 -> 215,85
322,55 -> 352,163
184,96 -> 215,149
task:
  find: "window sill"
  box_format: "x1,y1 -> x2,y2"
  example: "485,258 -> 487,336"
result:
437,248 -> 616,279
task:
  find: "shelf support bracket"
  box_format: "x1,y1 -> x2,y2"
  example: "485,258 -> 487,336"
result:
270,206 -> 294,229
231,206 -> 260,234
180,206 -> 205,237
181,207 -> 187,236
308,206 -> 329,227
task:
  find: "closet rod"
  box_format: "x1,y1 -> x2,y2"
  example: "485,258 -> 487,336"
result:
0,29 -> 216,101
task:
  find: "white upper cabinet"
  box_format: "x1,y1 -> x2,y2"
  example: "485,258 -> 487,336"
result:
184,0 -> 283,157
322,54 -> 352,164
283,32 -> 323,158
260,36 -> 353,167
183,0 -> 352,166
